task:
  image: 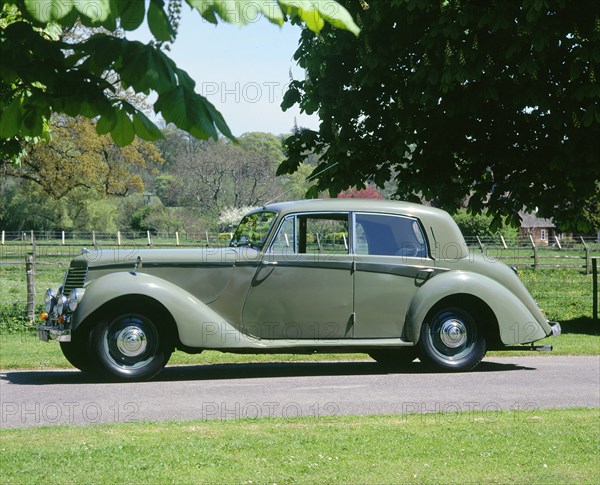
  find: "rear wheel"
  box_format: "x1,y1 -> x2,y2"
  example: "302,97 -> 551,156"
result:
418,307 -> 486,372
91,305 -> 174,381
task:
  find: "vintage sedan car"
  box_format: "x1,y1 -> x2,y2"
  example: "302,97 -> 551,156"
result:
39,199 -> 560,380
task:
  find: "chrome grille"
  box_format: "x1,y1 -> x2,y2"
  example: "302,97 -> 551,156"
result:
63,266 -> 88,295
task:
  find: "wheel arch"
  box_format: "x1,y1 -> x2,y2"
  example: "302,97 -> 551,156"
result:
75,294 -> 181,348
412,293 -> 501,348
404,270 -> 548,345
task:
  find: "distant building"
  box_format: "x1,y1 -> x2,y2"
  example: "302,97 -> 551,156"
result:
519,211 -> 556,245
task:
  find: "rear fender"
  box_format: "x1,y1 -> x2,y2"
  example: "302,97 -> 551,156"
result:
405,271 -> 550,345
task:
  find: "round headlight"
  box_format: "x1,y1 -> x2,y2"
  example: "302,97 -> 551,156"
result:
44,289 -> 56,312
55,295 -> 68,315
68,288 -> 85,312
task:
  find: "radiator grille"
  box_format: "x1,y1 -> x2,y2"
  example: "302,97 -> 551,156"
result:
63,266 -> 88,295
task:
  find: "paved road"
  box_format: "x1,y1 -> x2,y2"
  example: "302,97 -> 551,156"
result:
1,356 -> 598,428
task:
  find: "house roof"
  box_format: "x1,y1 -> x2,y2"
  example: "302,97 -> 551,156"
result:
519,211 -> 556,229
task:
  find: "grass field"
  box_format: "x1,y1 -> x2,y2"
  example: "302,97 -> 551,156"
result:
1,409 -> 598,484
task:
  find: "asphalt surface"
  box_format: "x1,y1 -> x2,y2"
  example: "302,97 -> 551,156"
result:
1,356 -> 598,428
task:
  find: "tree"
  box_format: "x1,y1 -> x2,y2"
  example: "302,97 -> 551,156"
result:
0,0 -> 359,162
337,186 -> 383,199
2,116 -> 163,199
166,132 -> 282,213
279,0 -> 600,231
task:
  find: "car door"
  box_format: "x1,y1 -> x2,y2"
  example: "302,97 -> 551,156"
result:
352,212 -> 435,338
242,212 -> 354,340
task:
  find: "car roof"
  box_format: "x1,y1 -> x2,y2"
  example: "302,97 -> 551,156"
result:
262,198 -> 441,218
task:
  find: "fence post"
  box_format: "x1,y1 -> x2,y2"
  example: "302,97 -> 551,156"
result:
92,231 -> 97,247
593,258 -> 598,320
476,236 -> 485,253
175,231 -> 180,246
500,235 -> 508,250
26,253 -> 35,323
147,230 -> 152,247
205,231 -> 210,247
581,236 -> 590,275
555,235 -> 562,250
117,230 -> 121,246
1,230 -> 4,245
529,235 -> 538,270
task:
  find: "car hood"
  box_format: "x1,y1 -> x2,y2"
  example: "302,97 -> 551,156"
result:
72,246 -> 261,269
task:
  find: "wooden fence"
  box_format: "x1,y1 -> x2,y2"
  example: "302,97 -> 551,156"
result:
464,235 -> 599,274
3,231 -> 598,272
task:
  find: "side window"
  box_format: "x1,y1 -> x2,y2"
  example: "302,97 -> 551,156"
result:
270,214 -> 349,255
270,216 -> 296,254
355,213 -> 427,257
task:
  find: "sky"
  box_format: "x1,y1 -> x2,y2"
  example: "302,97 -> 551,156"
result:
132,7 -> 319,136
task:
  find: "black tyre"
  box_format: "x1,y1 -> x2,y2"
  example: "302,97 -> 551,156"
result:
59,330 -> 94,373
418,307 -> 486,372
369,348 -> 418,368
91,306 -> 174,381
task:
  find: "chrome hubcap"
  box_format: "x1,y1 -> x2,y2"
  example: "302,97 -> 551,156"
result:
439,319 -> 467,348
116,326 -> 147,357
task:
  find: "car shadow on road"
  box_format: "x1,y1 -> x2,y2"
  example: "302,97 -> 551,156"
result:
1,359 -> 535,386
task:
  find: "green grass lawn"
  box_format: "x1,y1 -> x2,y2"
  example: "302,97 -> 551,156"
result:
1,409 -> 598,484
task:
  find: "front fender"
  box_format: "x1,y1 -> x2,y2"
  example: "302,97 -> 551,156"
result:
72,272 -> 256,349
405,271 -> 551,345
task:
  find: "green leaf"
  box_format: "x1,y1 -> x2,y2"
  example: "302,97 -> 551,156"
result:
132,111 -> 164,141
185,0 -> 359,33
279,0 -> 360,36
155,86 -> 235,140
24,0 -> 73,22
119,41 -> 177,94
186,0 -> 284,26
74,0 -> 111,23
148,0 -> 174,42
116,0 -> 146,30
96,110 -> 116,135
24,0 -> 111,23
0,98 -> 22,139
280,1 -> 324,33
20,101 -> 45,137
110,109 -> 136,146
582,106 -> 596,128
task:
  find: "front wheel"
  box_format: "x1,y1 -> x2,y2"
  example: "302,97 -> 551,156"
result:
418,307 -> 486,372
60,330 -> 94,373
91,307 -> 173,381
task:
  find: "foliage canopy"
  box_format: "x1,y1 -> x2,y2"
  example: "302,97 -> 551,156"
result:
0,0 -> 359,162
280,0 -> 600,230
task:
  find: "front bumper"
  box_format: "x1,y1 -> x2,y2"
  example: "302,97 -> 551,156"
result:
38,325 -> 71,342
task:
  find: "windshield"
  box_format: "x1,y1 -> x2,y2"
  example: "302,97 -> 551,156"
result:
230,211 -> 277,250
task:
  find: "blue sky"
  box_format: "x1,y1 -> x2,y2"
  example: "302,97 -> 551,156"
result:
133,8 -> 319,136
